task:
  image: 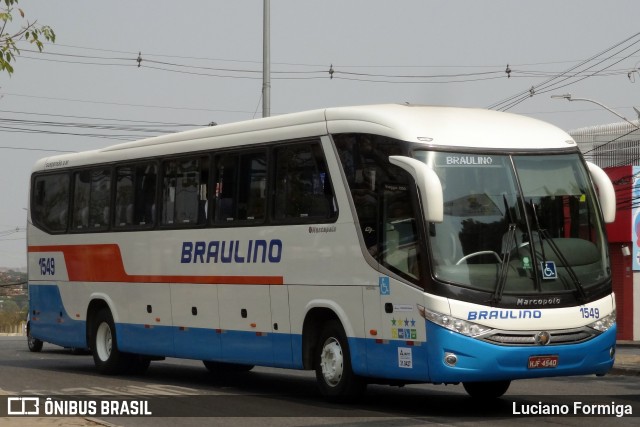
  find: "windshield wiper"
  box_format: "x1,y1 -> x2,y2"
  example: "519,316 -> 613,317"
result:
492,223 -> 516,304
529,201 -> 587,302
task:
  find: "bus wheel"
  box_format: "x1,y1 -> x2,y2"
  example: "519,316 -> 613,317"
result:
463,380 -> 511,399
203,361 -> 254,374
91,308 -> 129,375
314,320 -> 365,401
27,326 -> 43,352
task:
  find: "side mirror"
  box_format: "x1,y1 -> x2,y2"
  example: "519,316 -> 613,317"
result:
586,161 -> 616,223
389,155 -> 443,223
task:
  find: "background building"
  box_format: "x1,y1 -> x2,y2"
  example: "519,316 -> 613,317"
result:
572,121 -> 640,340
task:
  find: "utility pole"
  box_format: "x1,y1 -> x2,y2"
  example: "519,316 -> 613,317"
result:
262,0 -> 271,118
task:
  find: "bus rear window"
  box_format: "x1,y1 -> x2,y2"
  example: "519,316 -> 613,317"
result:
32,173 -> 70,233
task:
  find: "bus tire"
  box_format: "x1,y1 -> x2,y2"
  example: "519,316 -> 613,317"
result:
91,308 -> 129,375
463,380 -> 511,399
314,320 -> 366,401
27,325 -> 43,352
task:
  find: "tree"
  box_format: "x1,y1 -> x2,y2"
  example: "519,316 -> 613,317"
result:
0,0 -> 55,75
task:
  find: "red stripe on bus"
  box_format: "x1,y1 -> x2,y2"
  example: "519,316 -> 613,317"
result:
28,244 -> 284,285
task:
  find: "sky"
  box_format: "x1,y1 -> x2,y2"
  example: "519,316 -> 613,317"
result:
1,0 -> 640,268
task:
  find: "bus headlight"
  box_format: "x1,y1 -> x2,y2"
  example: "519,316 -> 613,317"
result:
587,310 -> 616,332
418,305 -> 492,337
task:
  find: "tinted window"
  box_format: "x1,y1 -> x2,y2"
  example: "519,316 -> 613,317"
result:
273,142 -> 336,221
214,151 -> 267,224
114,163 -> 157,228
334,133 -> 421,282
32,173 -> 70,233
161,156 -> 208,226
72,168 -> 111,231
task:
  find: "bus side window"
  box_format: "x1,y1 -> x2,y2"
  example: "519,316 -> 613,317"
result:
214,154 -> 239,222
72,168 -> 110,231
114,163 -> 157,228
382,185 -> 421,280
272,142 -> 336,221
333,133 -> 420,282
213,150 -> 267,224
32,173 -> 70,233
161,156 -> 208,227
241,152 -> 267,221
135,163 -> 157,226
114,166 -> 134,227
90,168 -> 111,229
72,170 -> 91,230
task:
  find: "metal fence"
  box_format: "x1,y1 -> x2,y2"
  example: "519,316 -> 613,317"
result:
0,321 -> 26,335
571,120 -> 640,168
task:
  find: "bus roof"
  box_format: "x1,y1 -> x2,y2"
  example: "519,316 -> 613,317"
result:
32,104 -> 577,172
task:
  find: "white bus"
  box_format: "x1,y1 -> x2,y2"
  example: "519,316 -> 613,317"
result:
27,104 -> 617,399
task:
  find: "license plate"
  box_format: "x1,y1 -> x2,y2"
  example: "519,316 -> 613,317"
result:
528,355 -> 558,369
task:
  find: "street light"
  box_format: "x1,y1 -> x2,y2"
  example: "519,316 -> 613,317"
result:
550,93 -> 639,129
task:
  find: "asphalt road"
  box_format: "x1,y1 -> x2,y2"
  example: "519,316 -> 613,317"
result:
0,336 -> 638,426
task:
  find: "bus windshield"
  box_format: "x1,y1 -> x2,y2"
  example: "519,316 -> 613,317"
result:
414,151 -> 610,298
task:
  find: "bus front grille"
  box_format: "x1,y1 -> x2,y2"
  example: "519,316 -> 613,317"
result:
480,327 -> 598,346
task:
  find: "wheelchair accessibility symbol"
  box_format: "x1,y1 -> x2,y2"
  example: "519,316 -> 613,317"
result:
379,277 -> 391,295
541,261 -> 558,280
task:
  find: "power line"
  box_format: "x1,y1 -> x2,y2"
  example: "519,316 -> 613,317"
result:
5,37 -> 640,149
20,49 -> 637,84
19,49 -> 327,79
0,92 -> 254,114
36,41 -> 640,70
0,109 -> 208,147
488,31 -> 640,111
331,74 -> 506,85
0,228 -> 25,238
0,117 -> 186,134
18,45 -> 639,84
0,125 -> 139,141
0,145 -> 77,152
0,109 -> 200,127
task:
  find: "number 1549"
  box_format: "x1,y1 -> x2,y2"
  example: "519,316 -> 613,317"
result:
38,257 -> 55,275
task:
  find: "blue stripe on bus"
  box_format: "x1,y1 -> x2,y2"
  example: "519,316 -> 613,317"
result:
29,284 -> 615,382
119,324 -> 298,368
349,322 -> 615,382
28,284 -> 87,349
423,321 -> 616,382
29,284 -> 301,368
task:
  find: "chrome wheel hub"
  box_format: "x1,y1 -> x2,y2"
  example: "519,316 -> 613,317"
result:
96,322 -> 112,362
320,337 -> 344,387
